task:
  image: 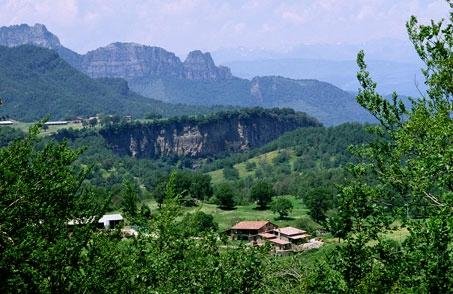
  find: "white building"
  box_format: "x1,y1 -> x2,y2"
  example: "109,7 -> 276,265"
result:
68,213 -> 124,229
44,121 -> 68,126
98,213 -> 124,229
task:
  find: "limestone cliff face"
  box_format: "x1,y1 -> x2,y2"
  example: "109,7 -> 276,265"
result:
0,23 -> 81,65
0,24 -> 233,82
79,45 -> 232,81
100,110 -> 320,158
0,23 -> 60,49
80,42 -> 185,79
183,50 -> 232,81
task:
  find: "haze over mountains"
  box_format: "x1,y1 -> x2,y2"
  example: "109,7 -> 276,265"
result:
213,39 -> 425,97
0,23 -> 374,125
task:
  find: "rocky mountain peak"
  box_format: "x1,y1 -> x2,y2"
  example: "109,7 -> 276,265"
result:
80,42 -> 185,79
183,50 -> 232,81
0,23 -> 61,49
185,50 -> 215,66
0,23 -> 233,82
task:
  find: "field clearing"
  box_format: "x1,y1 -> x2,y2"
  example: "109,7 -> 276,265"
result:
146,195 -> 309,231
7,121 -> 84,136
208,149 -> 298,184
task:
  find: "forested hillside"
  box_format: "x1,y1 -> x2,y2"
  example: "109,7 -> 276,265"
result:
0,24 -> 373,125
129,75 -> 372,125
0,45 -> 234,121
202,123 -> 373,213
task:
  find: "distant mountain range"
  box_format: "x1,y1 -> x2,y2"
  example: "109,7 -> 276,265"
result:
212,38 -> 420,64
222,58 -> 426,97
0,45 -> 234,121
211,39 -> 426,97
0,23 -> 374,125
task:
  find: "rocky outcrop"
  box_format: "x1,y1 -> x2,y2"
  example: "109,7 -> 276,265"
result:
79,45 -> 232,81
0,23 -> 60,49
80,42 -> 185,79
0,24 -> 232,82
0,23 -> 81,66
183,50 -> 232,81
99,109 -> 321,158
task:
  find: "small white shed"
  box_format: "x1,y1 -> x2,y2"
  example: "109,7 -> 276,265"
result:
98,213 -> 124,229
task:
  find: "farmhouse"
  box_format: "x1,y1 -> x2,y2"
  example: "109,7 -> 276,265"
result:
230,220 -> 277,241
230,221 -> 316,252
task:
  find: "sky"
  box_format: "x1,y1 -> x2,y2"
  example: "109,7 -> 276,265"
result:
0,0 -> 450,55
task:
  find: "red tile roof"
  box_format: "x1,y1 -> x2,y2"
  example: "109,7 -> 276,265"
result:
289,234 -> 311,240
268,238 -> 291,245
232,221 -> 270,230
258,232 -> 276,239
274,226 -> 306,236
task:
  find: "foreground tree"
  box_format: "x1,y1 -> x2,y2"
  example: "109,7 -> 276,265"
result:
121,178 -> 140,221
0,125 -> 107,292
0,127 -> 266,292
314,3 -> 452,292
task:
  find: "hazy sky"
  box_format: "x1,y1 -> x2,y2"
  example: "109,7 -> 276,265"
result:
0,0 -> 449,55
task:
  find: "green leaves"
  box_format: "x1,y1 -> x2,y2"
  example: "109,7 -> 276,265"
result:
314,4 -> 453,292
250,180 -> 275,209
0,125 -> 107,292
270,196 -> 294,219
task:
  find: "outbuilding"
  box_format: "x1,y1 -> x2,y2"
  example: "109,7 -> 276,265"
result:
98,214 -> 124,229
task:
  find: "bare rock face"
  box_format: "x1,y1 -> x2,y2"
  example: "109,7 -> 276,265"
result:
0,24 -> 233,82
100,109 -> 321,158
80,42 -> 185,79
0,23 -> 60,49
0,23 -> 81,66
80,46 -> 233,81
183,50 -> 232,81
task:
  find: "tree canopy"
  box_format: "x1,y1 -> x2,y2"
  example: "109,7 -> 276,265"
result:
312,4 -> 453,292
250,181 -> 275,209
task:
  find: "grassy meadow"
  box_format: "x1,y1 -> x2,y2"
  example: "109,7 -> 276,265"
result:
146,195 -> 311,231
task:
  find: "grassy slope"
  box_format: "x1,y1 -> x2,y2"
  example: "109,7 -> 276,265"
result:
12,121 -> 84,135
146,195 -> 308,231
208,149 -> 296,184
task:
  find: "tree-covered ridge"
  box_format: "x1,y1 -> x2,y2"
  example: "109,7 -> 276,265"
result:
129,74 -> 372,125
0,45 -> 236,121
203,122 -> 373,172
100,107 -> 321,133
